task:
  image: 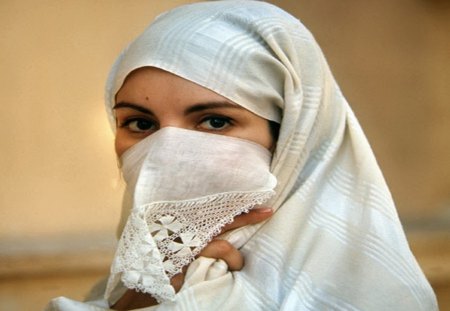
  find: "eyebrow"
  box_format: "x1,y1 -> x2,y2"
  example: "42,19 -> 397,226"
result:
183,101 -> 244,115
113,101 -> 244,115
113,102 -> 153,115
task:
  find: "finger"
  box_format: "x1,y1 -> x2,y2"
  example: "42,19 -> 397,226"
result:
199,239 -> 244,271
170,266 -> 187,293
221,207 -> 273,233
112,289 -> 157,310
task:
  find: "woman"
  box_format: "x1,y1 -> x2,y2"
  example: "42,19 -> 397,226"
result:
46,1 -> 437,310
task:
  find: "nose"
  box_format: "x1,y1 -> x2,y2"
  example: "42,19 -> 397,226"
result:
158,118 -> 191,131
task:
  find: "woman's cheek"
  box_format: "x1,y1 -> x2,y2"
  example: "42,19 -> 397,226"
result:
115,132 -> 130,157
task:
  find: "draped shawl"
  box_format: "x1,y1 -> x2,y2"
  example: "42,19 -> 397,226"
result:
46,1 -> 437,310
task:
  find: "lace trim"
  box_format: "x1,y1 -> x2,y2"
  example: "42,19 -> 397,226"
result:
105,189 -> 274,303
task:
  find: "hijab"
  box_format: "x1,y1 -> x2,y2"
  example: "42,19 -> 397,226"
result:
46,1 -> 437,310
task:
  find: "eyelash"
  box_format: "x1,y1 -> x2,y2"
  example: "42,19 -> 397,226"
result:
117,114 -> 234,134
198,115 -> 233,131
119,117 -> 156,133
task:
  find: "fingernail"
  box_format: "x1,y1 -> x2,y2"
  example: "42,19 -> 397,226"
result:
254,207 -> 273,213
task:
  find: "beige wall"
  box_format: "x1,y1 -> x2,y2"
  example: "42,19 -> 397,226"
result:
1,0 -> 449,250
0,0 -> 196,247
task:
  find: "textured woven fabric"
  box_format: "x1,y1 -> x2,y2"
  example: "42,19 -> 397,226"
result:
46,1 -> 437,310
104,127 -> 276,303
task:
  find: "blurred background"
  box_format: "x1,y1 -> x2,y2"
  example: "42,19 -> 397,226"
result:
0,0 -> 449,309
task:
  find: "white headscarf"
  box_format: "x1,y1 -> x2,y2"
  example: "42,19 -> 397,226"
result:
46,1 -> 437,310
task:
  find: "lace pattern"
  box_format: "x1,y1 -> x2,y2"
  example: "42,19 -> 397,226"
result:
105,189 -> 274,303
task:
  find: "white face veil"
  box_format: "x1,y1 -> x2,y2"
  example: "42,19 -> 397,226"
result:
105,127 -> 277,302
90,1 -> 438,310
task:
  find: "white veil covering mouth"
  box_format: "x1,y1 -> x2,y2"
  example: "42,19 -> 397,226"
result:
104,127 -> 277,303
45,1 -> 437,310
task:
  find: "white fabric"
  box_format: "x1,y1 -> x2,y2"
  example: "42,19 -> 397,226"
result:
105,127 -> 276,303
46,0 -> 437,310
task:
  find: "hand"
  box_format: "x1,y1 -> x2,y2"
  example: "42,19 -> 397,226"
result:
112,207 -> 273,310
171,207 -> 273,291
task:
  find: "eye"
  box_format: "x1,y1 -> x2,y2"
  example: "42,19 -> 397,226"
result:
199,116 -> 232,131
120,118 -> 156,133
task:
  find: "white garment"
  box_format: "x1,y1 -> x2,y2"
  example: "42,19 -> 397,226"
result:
105,127 -> 276,303
46,1 -> 437,310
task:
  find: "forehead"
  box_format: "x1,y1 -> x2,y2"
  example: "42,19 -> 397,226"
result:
116,67 -> 229,103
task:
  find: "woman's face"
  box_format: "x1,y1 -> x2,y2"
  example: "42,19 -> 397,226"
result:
114,67 -> 274,157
